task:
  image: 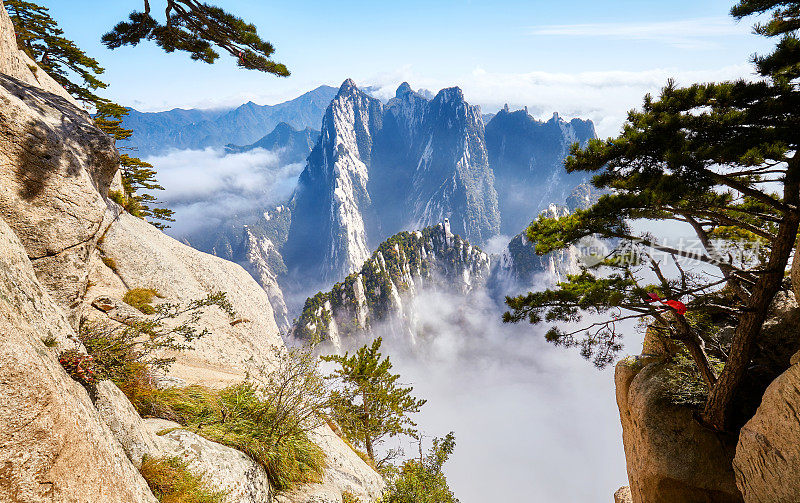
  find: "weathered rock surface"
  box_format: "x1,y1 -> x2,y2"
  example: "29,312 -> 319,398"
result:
89,211 -> 285,387
144,419 -> 273,503
275,426 -> 386,503
614,486 -> 633,503
0,218 -> 156,503
733,350 -> 800,502
0,1 -> 78,105
615,356 -> 742,503
0,71 -> 117,321
94,380 -> 161,468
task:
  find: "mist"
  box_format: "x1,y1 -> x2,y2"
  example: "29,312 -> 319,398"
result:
143,147 -> 303,238
339,282 -> 640,502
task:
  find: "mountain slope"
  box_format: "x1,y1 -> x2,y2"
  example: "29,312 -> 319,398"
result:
485,106 -> 596,234
282,80 -> 499,286
123,85 -> 337,156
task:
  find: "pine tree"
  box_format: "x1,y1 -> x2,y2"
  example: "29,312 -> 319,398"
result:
504,0 -> 800,433
322,338 -> 427,466
101,0 -> 289,76
5,0 -> 106,104
95,101 -> 175,229
378,433 -> 460,503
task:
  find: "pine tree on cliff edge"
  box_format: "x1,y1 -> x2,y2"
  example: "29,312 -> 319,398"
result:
323,338 -> 427,467
504,0 -> 800,433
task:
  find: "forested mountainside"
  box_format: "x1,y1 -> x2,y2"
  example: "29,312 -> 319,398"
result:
121,85 -> 337,156
291,222 -> 491,348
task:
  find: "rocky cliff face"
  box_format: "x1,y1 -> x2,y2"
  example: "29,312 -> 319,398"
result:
0,6 -> 382,501
614,291 -> 800,503
291,222 -> 490,349
485,106 -> 595,234
281,80 -> 500,286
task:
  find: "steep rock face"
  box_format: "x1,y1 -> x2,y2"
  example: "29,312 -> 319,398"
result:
732,292 -> 800,502
0,73 -> 117,324
485,106 -> 595,234
88,211 -> 285,387
615,352 -> 742,503
284,79 -> 384,283
292,222 -> 490,348
733,352 -> 800,503
0,217 -> 156,503
283,80 -> 499,286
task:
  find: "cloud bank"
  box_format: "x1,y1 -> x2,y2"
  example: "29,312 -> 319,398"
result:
143,147 -> 302,237
342,284 -> 643,503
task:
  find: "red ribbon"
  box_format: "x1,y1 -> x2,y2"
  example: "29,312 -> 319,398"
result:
646,292 -> 687,315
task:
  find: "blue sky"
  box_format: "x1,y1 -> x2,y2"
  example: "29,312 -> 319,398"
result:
47,0 -> 773,136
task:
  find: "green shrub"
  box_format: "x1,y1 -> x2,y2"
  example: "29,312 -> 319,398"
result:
139,455 -> 224,503
153,381 -> 327,491
69,293 -> 233,411
664,348 -> 725,407
342,491 -> 362,503
378,433 -> 459,503
41,334 -> 58,347
123,288 -> 162,314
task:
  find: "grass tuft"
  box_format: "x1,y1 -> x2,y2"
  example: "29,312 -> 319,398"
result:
139,455 -> 225,503
123,288 -> 162,314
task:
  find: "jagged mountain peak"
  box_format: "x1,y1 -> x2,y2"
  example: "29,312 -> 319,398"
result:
433,86 -> 466,104
337,78 -> 360,96
396,81 -> 413,97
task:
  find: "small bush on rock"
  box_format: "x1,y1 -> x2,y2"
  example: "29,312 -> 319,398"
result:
139,455 -> 224,503
123,288 -> 163,314
58,349 -> 99,388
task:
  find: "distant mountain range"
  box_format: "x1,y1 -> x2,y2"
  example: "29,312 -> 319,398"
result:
143,79 -> 597,325
123,85 -> 337,156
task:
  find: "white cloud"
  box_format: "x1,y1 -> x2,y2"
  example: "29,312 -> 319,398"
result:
361,64 -> 759,137
529,17 -> 749,50
144,147 -> 303,237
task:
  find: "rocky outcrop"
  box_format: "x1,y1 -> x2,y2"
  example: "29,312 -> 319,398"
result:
733,350 -> 800,502
0,72 -> 117,324
615,486 -> 633,503
615,354 -> 742,503
0,215 -> 156,503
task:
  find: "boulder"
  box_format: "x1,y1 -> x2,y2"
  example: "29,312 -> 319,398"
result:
144,419 -> 273,503
0,218 -> 156,503
733,350 -> 800,502
615,356 -> 742,503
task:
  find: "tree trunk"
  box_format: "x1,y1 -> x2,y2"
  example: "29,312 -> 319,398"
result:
701,160 -> 800,432
363,392 -> 374,463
